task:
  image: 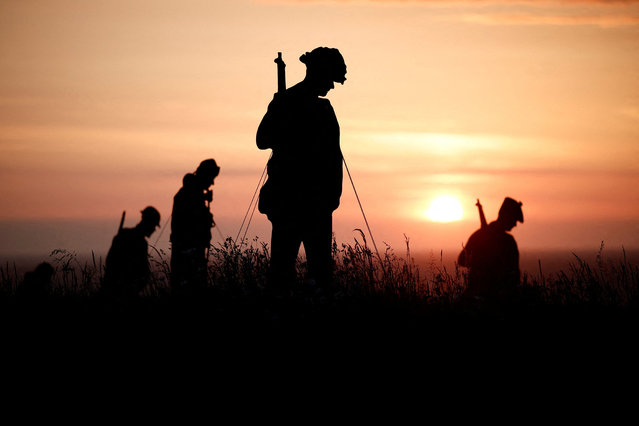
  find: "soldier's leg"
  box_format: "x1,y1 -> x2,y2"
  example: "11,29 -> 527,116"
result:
170,248 -> 186,290
303,213 -> 333,288
193,247 -> 209,291
171,247 -> 201,296
269,218 -> 302,293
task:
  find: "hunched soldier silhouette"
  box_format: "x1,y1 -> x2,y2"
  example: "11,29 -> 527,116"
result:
170,159 -> 220,297
103,206 -> 161,303
458,197 -> 524,302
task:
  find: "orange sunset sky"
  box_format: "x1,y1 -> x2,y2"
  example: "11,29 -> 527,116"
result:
1,0 -> 638,263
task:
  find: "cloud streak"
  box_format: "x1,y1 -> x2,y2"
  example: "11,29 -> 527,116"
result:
460,13 -> 639,27
283,0 -> 639,27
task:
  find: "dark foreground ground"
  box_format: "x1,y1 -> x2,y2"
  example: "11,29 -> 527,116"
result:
4,250 -> 638,405
3,287 -> 637,350
2,288 -> 638,404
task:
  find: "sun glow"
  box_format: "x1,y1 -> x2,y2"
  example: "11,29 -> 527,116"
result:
425,195 -> 464,222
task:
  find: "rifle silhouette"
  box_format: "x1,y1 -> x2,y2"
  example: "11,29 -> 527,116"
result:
476,199 -> 487,229
275,52 -> 286,94
118,211 -> 126,232
237,53 -> 284,243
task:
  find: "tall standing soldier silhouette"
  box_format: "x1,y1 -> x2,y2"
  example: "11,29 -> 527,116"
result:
103,206 -> 161,303
257,47 -> 347,294
170,159 -> 220,296
458,197 -> 524,302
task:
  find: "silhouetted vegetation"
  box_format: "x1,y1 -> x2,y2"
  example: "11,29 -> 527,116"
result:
1,238 -> 637,339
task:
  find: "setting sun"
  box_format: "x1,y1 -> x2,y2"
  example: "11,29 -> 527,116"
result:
425,196 -> 464,223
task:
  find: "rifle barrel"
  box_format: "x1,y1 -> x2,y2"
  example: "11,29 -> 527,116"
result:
275,52 -> 286,94
476,199 -> 487,229
118,210 -> 126,232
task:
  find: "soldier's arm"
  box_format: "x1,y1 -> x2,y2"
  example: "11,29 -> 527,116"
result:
257,95 -> 288,150
458,247 -> 469,267
135,240 -> 151,282
458,234 -> 476,267
508,238 -> 520,283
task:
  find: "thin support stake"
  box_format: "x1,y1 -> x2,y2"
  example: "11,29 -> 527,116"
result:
153,215 -> 172,246
213,220 -> 225,241
236,163 -> 268,243
241,185 -> 262,245
343,157 -> 381,262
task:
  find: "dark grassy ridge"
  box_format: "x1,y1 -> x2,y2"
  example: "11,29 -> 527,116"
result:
2,237 -> 637,339
2,243 -> 638,390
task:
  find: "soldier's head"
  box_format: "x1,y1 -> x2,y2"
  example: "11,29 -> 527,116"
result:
195,159 -> 220,188
139,206 -> 161,237
497,197 -> 524,231
300,47 -> 347,96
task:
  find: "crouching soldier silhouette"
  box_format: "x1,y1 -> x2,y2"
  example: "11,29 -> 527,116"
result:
170,159 -> 220,297
102,206 -> 161,304
458,197 -> 524,304
257,47 -> 347,295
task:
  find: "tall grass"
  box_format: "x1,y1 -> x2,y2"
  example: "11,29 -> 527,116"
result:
532,243 -> 639,308
1,237 -> 637,324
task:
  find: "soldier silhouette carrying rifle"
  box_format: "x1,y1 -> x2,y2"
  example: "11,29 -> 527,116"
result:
170,159 -> 220,297
458,197 -> 524,304
102,206 -> 161,305
256,47 -> 347,294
